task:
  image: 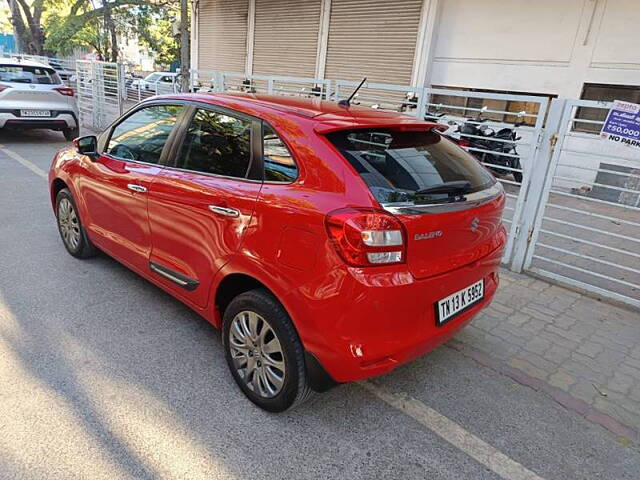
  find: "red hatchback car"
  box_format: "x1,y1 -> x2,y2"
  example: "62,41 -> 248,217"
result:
49,93 -> 506,411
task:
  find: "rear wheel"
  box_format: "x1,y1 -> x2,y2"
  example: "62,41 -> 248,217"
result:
222,289 -> 313,412
63,127 -> 79,141
55,188 -> 98,258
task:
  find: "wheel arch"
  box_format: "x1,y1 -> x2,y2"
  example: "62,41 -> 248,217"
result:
50,177 -> 69,208
212,269 -> 337,392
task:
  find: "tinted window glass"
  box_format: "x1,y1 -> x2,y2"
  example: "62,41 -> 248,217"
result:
177,109 -> 251,178
0,64 -> 61,84
107,105 -> 182,164
263,124 -> 297,182
327,129 -> 494,205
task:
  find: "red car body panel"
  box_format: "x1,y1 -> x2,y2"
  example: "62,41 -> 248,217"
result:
49,93 -> 506,385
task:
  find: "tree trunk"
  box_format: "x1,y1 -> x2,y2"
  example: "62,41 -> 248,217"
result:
7,0 -> 26,52
179,0 -> 190,92
103,0 -> 118,62
13,0 -> 45,54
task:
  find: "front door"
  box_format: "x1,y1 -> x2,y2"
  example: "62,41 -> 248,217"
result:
148,107 -> 263,308
78,104 -> 185,272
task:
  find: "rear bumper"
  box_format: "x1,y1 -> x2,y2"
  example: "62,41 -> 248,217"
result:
0,111 -> 77,130
292,245 -> 504,384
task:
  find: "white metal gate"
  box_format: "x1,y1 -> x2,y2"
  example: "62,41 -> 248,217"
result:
76,60 -> 123,132
516,99 -> 640,309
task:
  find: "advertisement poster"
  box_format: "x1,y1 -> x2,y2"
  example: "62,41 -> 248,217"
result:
600,100 -> 640,148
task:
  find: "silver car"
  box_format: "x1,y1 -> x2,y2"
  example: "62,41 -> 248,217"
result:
0,58 -> 79,140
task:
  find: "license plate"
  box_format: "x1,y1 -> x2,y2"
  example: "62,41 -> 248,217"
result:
436,279 -> 484,326
20,109 -> 51,117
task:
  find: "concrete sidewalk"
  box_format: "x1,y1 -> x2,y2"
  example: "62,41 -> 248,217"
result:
451,269 -> 640,444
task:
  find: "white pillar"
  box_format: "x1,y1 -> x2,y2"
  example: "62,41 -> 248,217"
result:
245,0 -> 256,76
314,0 -> 332,79
410,0 -> 441,88
190,0 -> 199,71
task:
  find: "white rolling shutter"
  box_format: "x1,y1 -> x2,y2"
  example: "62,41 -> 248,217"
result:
252,0 -> 322,77
198,0 -> 248,73
325,0 -> 423,85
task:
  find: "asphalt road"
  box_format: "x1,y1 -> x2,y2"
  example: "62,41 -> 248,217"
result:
0,128 -> 638,480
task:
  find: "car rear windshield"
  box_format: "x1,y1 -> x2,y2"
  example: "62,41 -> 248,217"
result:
0,64 -> 61,84
327,128 -> 495,205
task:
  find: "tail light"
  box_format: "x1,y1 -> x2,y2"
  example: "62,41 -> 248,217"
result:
325,208 -> 406,267
0,83 -> 11,92
54,86 -> 75,97
457,139 -> 471,147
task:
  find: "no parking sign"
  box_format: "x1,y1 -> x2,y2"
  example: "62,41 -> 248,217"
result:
600,100 -> 640,148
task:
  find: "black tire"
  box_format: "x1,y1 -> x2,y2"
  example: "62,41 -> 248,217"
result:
63,127 -> 79,141
222,288 -> 313,412
55,188 -> 98,258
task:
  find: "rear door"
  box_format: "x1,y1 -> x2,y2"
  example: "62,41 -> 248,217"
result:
147,105 -> 263,307
327,128 -> 506,279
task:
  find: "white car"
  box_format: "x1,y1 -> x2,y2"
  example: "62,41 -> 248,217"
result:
131,72 -> 179,94
0,58 -> 79,140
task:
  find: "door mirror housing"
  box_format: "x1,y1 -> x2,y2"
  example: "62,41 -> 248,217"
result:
73,135 -> 98,158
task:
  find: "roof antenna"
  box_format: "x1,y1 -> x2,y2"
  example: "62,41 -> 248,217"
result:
338,77 -> 366,107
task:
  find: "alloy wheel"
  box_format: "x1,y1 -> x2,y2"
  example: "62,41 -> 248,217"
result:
228,310 -> 286,398
58,198 -> 81,250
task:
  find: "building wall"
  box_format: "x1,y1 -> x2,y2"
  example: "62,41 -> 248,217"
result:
431,0 -> 640,97
193,0 -> 640,97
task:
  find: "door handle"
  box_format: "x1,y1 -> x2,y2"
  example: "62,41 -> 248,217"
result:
127,184 -> 147,193
208,205 -> 240,218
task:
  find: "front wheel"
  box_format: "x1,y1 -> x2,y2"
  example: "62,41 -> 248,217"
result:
222,289 -> 313,412
55,188 -> 98,258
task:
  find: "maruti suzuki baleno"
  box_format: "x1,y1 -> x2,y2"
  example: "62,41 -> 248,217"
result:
49,94 -> 506,411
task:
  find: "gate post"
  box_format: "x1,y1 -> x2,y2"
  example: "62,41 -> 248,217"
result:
509,98 -> 567,272
117,62 -> 125,115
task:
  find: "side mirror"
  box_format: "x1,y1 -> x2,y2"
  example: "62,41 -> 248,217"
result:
73,135 -> 98,158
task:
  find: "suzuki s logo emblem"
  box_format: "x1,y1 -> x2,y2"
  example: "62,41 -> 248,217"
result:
470,217 -> 480,231
29,85 -> 36,89
414,230 -> 443,241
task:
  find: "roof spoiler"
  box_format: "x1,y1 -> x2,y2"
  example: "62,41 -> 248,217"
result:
314,122 -> 442,135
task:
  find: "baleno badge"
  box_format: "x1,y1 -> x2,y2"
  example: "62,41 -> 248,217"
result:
414,231 -> 443,241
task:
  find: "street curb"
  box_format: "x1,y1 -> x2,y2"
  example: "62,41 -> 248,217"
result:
447,339 -> 640,446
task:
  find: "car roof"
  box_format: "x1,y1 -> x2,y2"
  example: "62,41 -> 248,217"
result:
0,57 -> 53,69
157,93 -> 437,131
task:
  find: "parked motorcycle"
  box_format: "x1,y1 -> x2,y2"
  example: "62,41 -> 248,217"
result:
426,107 -> 524,183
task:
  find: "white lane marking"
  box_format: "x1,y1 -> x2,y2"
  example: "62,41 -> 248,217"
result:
0,144 -> 47,179
361,381 -> 547,480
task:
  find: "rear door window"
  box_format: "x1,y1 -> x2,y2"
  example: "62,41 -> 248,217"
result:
0,65 -> 61,84
327,129 -> 495,205
175,108 -> 252,178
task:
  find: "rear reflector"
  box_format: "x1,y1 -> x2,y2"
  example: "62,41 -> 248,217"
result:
325,208 -> 406,267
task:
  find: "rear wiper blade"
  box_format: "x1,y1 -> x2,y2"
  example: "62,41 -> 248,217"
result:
415,181 -> 472,196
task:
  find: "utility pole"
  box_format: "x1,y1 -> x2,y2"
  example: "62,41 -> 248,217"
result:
179,0 -> 190,92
